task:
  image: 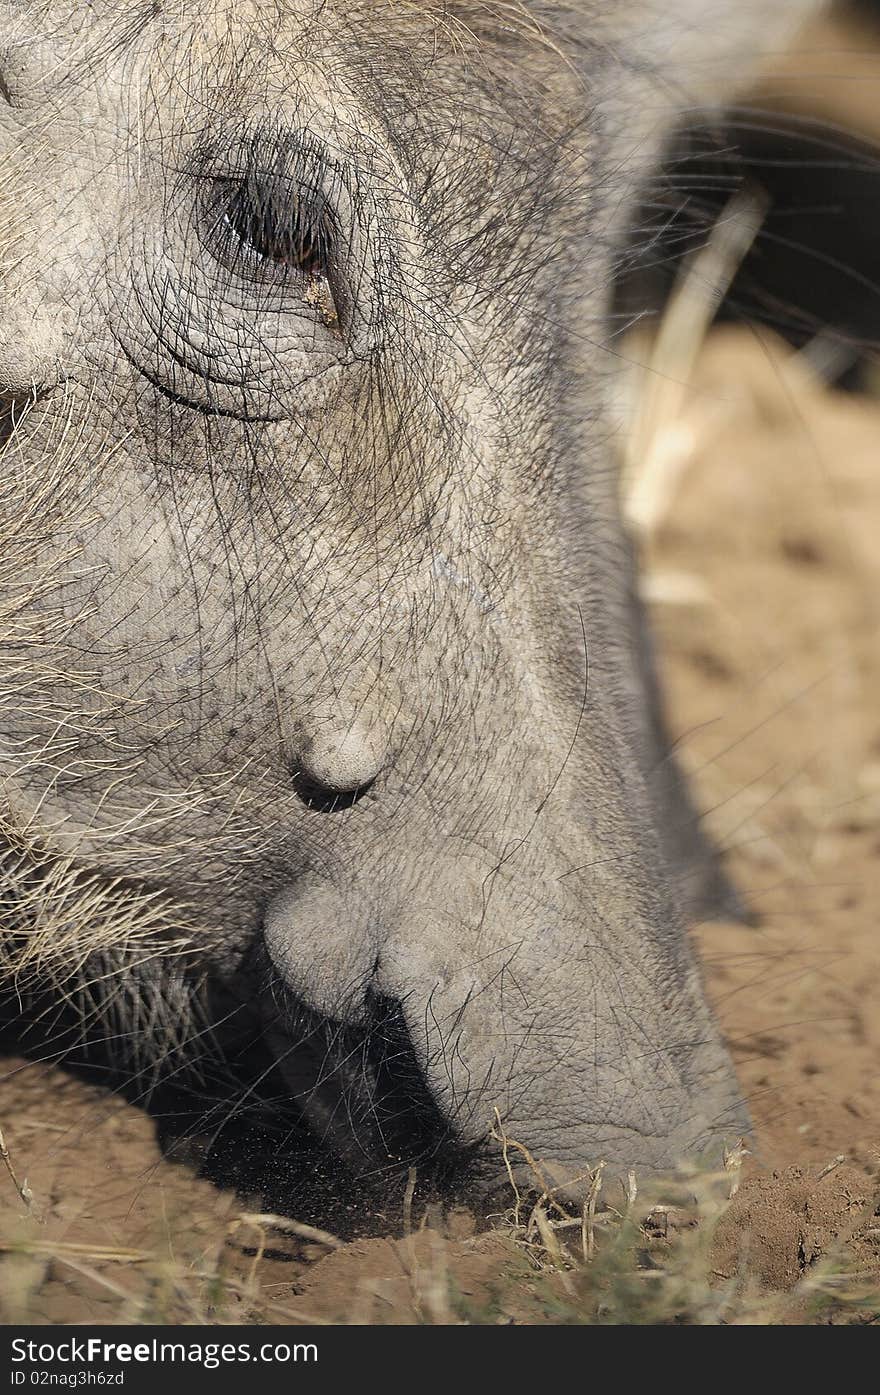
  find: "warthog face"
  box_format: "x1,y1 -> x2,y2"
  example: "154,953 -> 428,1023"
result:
0,1 -> 817,1195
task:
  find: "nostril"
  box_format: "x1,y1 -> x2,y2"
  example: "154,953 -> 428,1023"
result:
290,714 -> 389,813
291,768 -> 375,812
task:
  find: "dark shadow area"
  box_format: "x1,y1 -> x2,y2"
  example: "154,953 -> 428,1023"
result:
0,960 -> 484,1239
613,106 -> 880,388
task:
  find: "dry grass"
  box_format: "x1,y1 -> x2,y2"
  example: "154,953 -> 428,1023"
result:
0,1109 -> 876,1325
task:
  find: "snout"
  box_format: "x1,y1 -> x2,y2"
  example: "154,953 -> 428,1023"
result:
373,946 -> 751,1186
258,873 -> 750,1194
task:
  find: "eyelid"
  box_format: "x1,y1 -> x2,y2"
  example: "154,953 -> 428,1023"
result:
207,177 -> 330,276
202,177 -> 347,344
185,125 -> 387,351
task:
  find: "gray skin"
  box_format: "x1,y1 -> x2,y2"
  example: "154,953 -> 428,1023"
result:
0,1 -> 822,1194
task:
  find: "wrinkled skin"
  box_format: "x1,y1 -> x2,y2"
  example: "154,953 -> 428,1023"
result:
0,1 -> 822,1195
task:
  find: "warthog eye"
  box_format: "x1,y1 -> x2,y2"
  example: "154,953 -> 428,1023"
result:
209,171 -> 341,330
222,178 -> 332,279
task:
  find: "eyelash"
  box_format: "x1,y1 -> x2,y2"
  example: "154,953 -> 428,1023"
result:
217,178 -> 334,281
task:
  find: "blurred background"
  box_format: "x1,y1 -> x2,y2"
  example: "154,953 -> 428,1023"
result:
614,0 -> 880,1195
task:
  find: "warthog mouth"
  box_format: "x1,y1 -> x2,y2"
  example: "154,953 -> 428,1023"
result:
252,967 -> 482,1198
0,943 -> 485,1226
195,971 -> 496,1223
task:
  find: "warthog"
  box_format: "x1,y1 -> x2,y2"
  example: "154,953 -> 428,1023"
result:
0,1 -> 822,1202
